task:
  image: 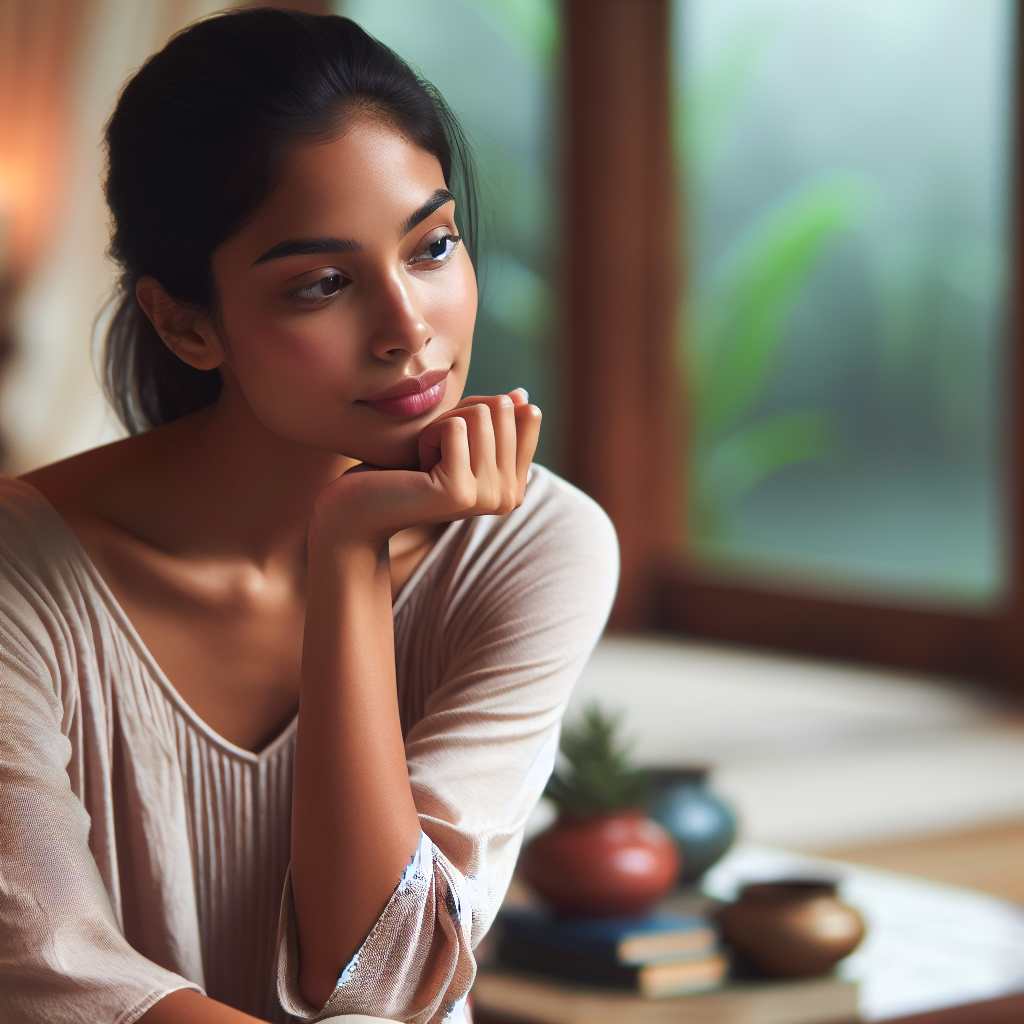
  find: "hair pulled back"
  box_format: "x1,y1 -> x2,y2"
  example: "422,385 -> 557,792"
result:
103,7 -> 477,434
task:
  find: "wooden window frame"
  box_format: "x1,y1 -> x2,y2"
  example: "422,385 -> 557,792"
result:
561,0 -> 1023,695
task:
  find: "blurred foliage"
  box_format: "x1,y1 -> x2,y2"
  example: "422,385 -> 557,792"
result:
875,230 -> 1005,452
674,0 -> 1009,600
545,703 -> 651,815
680,21 -> 864,541
687,177 -> 866,537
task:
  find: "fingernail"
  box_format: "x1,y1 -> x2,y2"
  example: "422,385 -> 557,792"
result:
513,387 -> 529,402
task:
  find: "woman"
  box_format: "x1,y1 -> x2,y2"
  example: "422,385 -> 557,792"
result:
0,8 -> 617,1024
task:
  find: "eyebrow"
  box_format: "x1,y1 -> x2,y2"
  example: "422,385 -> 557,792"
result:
252,188 -> 456,266
253,237 -> 361,265
400,188 -> 456,238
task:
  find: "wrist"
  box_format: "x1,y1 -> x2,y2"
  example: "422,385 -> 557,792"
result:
307,526 -> 388,577
307,507 -> 388,561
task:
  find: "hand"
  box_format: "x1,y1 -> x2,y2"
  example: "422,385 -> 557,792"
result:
310,389 -> 541,550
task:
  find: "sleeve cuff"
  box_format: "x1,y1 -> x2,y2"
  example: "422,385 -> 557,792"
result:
276,832 -> 475,1023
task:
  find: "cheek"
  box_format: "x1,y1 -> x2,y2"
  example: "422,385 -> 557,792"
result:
219,302 -> 363,436
422,259 -> 478,368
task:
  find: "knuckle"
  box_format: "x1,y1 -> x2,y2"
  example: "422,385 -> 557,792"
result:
452,479 -> 476,508
498,485 -> 517,514
443,416 -> 467,439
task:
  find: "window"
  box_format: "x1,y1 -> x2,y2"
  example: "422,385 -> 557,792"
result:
678,0 -> 1014,611
559,0 -> 1022,689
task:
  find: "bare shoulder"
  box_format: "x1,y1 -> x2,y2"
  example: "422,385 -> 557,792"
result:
19,433 -> 153,518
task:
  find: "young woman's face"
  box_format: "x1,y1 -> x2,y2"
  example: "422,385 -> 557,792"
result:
208,118 -> 477,468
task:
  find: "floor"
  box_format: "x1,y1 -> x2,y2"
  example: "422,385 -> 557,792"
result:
552,635 -> 1024,900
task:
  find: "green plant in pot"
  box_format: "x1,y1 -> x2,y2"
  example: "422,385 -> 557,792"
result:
519,704 -> 680,917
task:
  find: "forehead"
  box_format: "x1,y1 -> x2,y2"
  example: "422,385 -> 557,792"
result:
226,120 -> 449,259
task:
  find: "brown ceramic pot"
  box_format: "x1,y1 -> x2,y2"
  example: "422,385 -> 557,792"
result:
520,810 -> 680,917
718,880 -> 865,978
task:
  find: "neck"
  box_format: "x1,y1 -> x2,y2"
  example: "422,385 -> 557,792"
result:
105,377 -> 358,565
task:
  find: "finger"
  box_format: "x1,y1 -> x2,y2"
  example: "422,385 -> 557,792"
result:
456,396 -> 517,506
490,397 -> 519,510
457,403 -> 498,486
420,400 -> 502,476
429,415 -> 474,510
513,404 -> 542,503
456,388 -> 528,409
418,421 -> 444,472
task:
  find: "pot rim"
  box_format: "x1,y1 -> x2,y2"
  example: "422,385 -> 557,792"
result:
738,878 -> 841,901
553,806 -> 648,824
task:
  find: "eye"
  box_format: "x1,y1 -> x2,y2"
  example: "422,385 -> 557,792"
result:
290,273 -> 347,305
409,233 -> 461,267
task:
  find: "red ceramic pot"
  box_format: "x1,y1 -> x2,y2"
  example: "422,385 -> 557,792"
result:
520,809 -> 680,917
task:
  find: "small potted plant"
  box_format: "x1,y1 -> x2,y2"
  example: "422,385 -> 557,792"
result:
520,704 -> 680,917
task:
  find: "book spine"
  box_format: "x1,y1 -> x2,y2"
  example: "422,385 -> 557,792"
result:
497,938 -> 639,988
500,920 -> 716,965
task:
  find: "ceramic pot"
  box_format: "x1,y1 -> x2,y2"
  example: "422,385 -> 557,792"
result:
649,769 -> 737,884
718,880 -> 865,978
520,809 -> 680,917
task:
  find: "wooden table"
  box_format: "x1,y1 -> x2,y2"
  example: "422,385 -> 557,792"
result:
878,993 -> 1024,1024
473,992 -> 1024,1024
474,843 -> 1024,1024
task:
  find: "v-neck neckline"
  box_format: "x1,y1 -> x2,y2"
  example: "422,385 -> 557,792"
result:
11,476 -> 460,763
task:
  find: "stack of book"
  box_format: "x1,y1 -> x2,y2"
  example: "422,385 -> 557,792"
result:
495,907 -> 727,999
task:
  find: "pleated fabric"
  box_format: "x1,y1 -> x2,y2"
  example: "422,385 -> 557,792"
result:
0,467 -> 618,1023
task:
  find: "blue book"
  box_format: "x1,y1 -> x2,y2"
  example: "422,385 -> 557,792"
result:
499,907 -> 717,966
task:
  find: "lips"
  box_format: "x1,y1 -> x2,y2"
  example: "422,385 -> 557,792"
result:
360,368 -> 450,419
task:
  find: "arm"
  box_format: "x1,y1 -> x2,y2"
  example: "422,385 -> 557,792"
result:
291,394 -> 541,1008
275,465 -> 619,1024
290,519 -> 421,1007
141,990 -> 264,1023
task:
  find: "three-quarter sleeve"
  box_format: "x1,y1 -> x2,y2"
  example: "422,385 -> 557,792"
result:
277,468 -> 619,1023
0,600 -> 199,1022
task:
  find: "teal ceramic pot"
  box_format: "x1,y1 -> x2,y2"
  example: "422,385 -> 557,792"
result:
648,768 -> 737,884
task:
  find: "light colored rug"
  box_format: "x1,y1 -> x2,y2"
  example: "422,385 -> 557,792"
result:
561,636 -> 1024,851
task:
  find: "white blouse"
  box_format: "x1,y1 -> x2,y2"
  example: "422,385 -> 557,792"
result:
0,466 -> 618,1023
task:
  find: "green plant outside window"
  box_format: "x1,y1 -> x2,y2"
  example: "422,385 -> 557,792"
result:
676,0 -> 1013,608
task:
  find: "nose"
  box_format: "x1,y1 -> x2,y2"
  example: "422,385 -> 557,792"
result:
366,269 -> 432,361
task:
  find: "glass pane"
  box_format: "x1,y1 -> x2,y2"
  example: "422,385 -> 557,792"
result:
336,0 -> 560,467
676,0 -> 1013,608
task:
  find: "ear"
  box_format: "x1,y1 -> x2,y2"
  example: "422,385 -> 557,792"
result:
136,276 -> 225,371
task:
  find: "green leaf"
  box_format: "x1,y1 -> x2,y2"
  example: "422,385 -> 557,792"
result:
688,174 -> 868,439
697,409 -> 836,511
545,703 -> 650,815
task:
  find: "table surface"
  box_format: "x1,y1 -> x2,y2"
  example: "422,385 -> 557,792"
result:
881,992 -> 1024,1024
701,844 -> 1024,1022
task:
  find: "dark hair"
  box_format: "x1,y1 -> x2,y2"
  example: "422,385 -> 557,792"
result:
102,7 -> 477,434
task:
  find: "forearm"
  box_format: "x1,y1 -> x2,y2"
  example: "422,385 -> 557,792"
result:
140,990 -> 264,1024
290,531 -> 422,1008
